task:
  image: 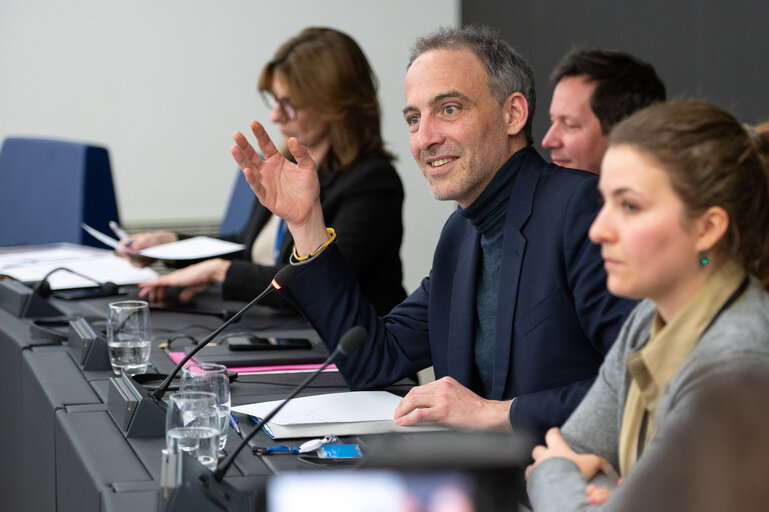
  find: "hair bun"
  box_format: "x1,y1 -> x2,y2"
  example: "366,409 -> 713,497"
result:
744,123 -> 769,156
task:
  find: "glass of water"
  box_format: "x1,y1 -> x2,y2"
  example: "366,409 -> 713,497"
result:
165,391 -> 219,471
107,300 -> 151,375
181,363 -> 231,453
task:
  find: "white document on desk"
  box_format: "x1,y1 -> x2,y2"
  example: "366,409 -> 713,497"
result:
81,223 -> 244,260
231,390 -> 446,439
0,243 -> 158,289
139,236 -> 244,260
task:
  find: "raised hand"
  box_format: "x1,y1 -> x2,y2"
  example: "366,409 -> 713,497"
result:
230,122 -> 330,258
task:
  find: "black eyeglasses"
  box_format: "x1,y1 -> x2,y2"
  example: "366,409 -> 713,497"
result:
261,91 -> 298,121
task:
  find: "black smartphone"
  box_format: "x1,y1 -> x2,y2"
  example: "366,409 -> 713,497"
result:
227,335 -> 312,351
52,285 -> 120,300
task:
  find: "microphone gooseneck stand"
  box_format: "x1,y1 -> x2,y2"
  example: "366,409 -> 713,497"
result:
151,265 -> 298,402
214,325 -> 367,481
107,265 -> 297,439
160,325 -> 367,512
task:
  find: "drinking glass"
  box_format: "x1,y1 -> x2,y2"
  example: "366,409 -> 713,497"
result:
165,391 -> 219,471
181,363 -> 231,452
106,300 -> 151,375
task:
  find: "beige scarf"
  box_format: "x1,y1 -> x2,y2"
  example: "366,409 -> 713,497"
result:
618,260 -> 746,475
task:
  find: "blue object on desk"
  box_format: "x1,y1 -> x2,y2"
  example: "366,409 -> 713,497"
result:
257,435 -> 342,456
318,444 -> 362,459
229,413 -> 243,437
262,445 -> 300,455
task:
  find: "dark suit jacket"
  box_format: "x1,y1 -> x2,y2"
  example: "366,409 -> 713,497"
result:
281,147 -> 635,438
220,153 -> 407,315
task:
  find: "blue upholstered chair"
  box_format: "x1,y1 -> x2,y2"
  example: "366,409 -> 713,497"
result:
0,137 -> 120,247
218,170 -> 256,236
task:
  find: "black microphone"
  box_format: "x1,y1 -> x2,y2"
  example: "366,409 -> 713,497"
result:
158,326 -> 366,512
17,267 -> 73,318
107,264 -> 297,438
19,267 -> 118,317
214,325 -> 367,480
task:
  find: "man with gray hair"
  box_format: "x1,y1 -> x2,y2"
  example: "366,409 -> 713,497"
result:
230,25 -> 634,439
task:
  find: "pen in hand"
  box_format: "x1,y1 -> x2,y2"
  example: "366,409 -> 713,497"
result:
109,221 -> 133,247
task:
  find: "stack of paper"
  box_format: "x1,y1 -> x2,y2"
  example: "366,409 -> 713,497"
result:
0,243 -> 158,289
231,390 -> 446,439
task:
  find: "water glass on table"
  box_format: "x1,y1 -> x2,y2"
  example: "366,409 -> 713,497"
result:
107,300 -> 151,375
181,363 -> 231,452
165,391 -> 220,471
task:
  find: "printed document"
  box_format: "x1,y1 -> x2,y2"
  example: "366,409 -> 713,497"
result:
0,243 -> 157,289
232,390 -> 446,439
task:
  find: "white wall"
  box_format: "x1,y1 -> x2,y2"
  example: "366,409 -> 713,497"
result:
0,0 -> 459,292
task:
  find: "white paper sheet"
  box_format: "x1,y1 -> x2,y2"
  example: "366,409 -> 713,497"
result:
0,243 -> 158,289
81,224 -> 244,260
232,391 -> 403,425
139,236 -> 245,260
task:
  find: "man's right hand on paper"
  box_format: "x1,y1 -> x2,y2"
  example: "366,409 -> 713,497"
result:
393,376 -> 514,431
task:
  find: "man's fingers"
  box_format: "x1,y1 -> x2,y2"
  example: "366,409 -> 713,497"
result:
232,128 -> 270,175
394,408 -> 427,426
231,146 -> 264,196
287,137 -> 314,168
240,167 -> 265,197
231,132 -> 259,166
393,386 -> 432,418
250,120 -> 280,159
230,143 -> 246,168
393,394 -> 416,419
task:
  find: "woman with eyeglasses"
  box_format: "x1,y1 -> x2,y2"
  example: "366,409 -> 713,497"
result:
525,101 -> 769,510
132,27 -> 406,314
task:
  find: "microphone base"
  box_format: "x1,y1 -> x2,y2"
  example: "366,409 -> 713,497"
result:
0,278 -> 62,318
107,372 -> 166,438
66,317 -> 111,370
159,453 -> 250,512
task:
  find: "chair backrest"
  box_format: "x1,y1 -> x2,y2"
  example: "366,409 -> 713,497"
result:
218,170 -> 256,236
0,137 -> 120,248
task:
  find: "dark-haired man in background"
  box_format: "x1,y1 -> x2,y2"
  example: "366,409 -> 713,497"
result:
542,49 -> 666,174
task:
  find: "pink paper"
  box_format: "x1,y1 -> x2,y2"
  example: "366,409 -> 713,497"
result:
167,351 -> 337,373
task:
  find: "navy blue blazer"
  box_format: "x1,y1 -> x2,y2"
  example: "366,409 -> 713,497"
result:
282,148 -> 635,438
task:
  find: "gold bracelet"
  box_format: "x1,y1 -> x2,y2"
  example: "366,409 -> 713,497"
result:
292,227 -> 336,261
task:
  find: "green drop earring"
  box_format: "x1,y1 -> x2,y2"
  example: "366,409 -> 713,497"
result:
699,251 -> 709,266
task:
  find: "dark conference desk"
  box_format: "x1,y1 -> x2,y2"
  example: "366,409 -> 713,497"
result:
0,288 -> 413,512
